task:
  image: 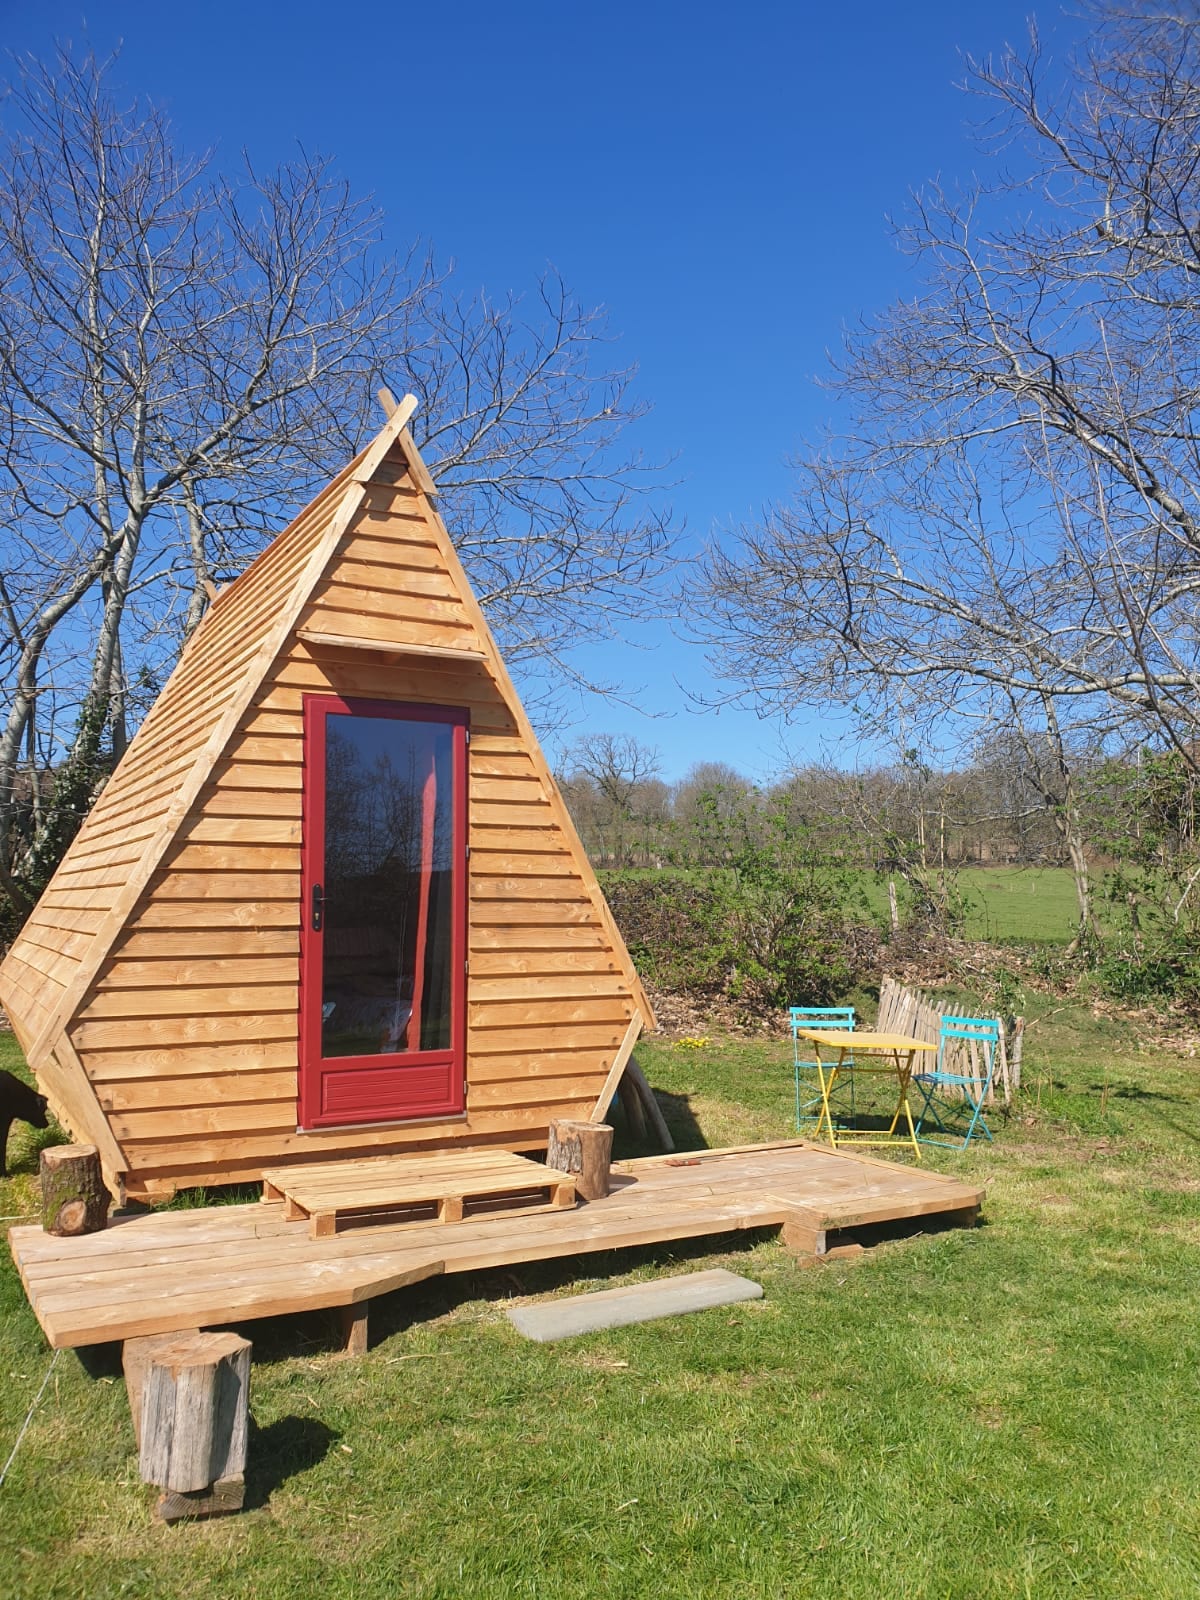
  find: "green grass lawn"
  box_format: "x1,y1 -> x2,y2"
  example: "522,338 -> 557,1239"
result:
854,865 -> 1085,946
2,999 -> 1200,1599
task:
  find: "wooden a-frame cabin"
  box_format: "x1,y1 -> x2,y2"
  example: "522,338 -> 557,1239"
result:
0,396 -> 654,1202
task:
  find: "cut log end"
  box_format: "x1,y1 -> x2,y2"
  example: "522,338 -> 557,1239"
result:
40,1144 -> 111,1236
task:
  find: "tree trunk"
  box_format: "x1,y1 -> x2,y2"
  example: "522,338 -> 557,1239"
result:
138,1331 -> 251,1494
888,878 -> 900,931
40,1144 -> 110,1235
546,1118 -> 613,1201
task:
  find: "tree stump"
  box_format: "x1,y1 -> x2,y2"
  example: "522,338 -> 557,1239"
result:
547,1118 -> 613,1201
138,1331 -> 251,1497
40,1144 -> 110,1236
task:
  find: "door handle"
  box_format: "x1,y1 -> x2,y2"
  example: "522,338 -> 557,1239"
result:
311,883 -> 324,931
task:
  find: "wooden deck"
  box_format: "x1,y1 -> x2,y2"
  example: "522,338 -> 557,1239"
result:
8,1141 -> 985,1350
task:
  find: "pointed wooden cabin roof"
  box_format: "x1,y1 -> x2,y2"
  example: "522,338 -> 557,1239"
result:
1,397 -> 652,1162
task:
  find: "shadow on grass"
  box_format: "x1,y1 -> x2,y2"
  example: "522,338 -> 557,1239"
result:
244,1414 -> 339,1509
367,1228 -> 780,1347
1101,1082 -> 1186,1104
608,1084 -> 710,1160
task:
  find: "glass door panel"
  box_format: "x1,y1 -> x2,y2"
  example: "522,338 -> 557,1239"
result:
299,696 -> 466,1129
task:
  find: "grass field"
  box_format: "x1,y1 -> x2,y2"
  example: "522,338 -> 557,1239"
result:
857,866 -> 1085,946
2,997 -> 1200,1599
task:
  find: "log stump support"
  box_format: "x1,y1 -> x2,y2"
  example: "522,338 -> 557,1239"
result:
123,1330 -> 202,1451
546,1119 -> 613,1202
40,1144 -> 110,1236
135,1331 -> 251,1521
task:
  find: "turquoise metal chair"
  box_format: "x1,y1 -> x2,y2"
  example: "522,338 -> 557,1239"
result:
789,1006 -> 855,1132
913,1016 -> 1001,1149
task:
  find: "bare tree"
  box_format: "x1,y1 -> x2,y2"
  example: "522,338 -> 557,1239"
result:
0,49 -> 671,918
557,734 -> 666,867
694,4 -> 1200,947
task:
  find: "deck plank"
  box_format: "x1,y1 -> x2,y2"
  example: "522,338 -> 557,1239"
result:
8,1141 -> 985,1348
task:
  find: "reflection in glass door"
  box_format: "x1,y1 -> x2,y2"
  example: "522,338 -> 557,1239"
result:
298,696 -> 467,1129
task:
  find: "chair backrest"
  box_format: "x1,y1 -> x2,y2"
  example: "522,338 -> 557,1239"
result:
790,1006 -> 855,1036
936,1016 -> 1000,1080
791,1007 -> 855,1071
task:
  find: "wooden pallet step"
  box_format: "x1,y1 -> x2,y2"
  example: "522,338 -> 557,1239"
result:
261,1148 -> 577,1238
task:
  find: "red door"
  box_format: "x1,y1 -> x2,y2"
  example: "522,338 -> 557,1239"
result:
298,695 -> 468,1130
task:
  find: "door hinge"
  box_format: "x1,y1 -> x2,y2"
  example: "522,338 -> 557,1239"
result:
465,728 -> 471,745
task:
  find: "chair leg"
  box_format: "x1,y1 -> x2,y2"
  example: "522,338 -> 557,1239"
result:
959,1093 -> 992,1148
913,1080 -> 946,1139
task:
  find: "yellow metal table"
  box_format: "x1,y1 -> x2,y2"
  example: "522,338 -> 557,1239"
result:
792,1029 -> 937,1160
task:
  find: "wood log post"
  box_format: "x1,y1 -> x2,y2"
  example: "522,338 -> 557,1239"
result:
40,1144 -> 110,1236
1010,1016 -> 1024,1093
138,1332 -> 251,1504
123,1330 -> 203,1450
546,1118 -> 613,1201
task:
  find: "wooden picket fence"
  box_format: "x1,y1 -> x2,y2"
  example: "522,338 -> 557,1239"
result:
876,975 -> 1024,1108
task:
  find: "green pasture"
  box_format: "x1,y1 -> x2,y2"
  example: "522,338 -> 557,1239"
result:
861,866 -> 1086,946
3,997 -> 1200,1599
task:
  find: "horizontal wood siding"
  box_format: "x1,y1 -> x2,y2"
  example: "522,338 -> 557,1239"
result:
67,467 -> 641,1193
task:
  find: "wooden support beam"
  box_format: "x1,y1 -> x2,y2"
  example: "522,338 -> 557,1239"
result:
587,1013 -> 644,1124
336,1301 -> 369,1357
779,1207 -> 828,1263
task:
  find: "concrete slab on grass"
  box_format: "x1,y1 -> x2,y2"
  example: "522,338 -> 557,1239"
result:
506,1267 -> 764,1342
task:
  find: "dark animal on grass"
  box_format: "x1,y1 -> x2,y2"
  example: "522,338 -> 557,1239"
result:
0,1069 -> 49,1177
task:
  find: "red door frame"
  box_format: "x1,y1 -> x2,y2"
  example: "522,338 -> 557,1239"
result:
298,694 -> 469,1130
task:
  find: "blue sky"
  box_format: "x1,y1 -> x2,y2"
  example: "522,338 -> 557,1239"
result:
2,0 -> 1083,780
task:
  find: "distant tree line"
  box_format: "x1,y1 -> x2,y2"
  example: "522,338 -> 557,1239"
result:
558,732 -> 1200,1005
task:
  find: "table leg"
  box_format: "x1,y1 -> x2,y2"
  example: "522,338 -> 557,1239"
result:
891,1049 -> 922,1160
813,1050 -> 839,1149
